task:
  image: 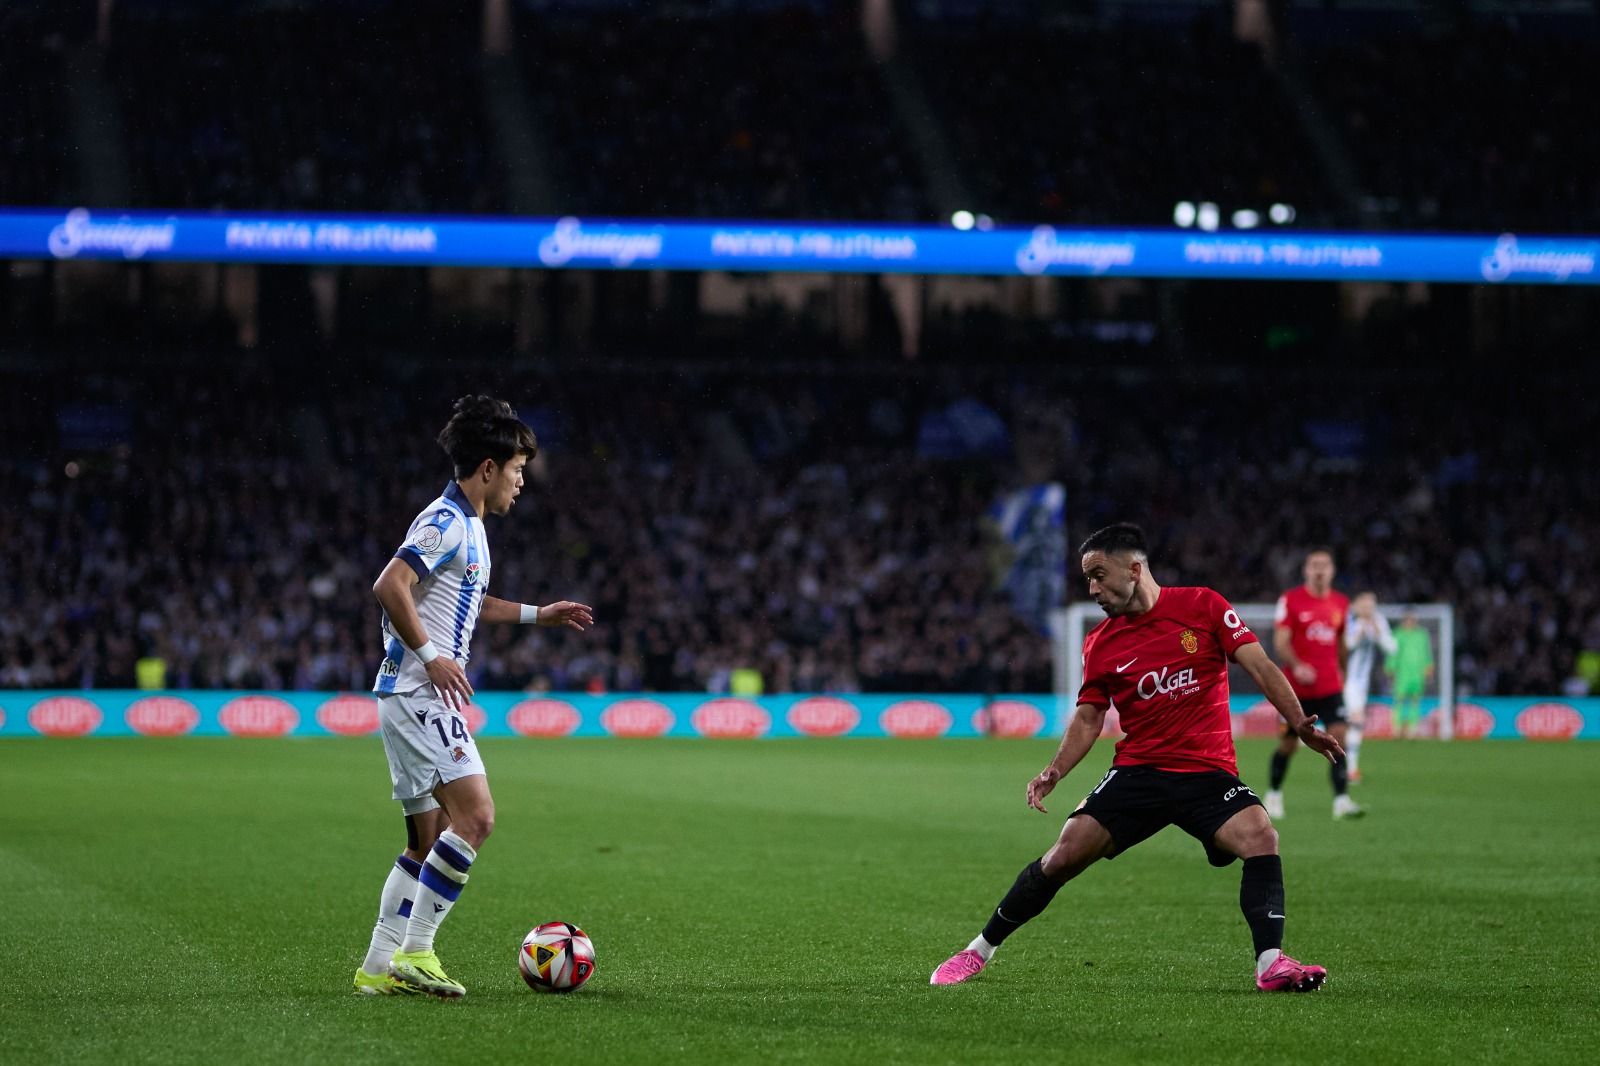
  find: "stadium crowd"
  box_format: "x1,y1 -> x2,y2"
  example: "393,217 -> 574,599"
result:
0,357 -> 1594,699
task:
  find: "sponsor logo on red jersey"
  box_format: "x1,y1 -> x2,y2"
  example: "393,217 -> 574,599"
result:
508,699 -> 581,737
601,698 -> 674,738
1515,702 -> 1583,741
880,700 -> 953,738
29,696 -> 103,737
787,697 -> 859,737
126,696 -> 200,737
692,698 -> 771,739
219,695 -> 300,737
973,700 -> 1045,738
316,695 -> 380,736
1453,702 -> 1494,740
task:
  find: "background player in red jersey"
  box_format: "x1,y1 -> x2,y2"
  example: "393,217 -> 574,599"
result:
929,523 -> 1342,992
1264,549 -> 1362,820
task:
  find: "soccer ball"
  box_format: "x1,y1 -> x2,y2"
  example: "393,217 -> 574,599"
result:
519,921 -> 596,993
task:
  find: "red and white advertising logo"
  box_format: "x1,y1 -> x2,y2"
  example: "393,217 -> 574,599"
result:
601,698 -> 674,738
29,696 -> 103,737
508,699 -> 581,737
219,695 -> 300,737
461,703 -> 487,735
692,698 -> 771,739
1516,702 -> 1583,741
787,697 -> 860,737
316,695 -> 380,736
1453,702 -> 1494,740
973,700 -> 1045,738
880,700 -> 953,739
1236,700 -> 1283,738
126,696 -> 200,737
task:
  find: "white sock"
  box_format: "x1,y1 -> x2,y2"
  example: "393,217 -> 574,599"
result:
1347,726 -> 1363,773
965,935 -> 996,962
400,830 -> 477,954
361,855 -> 421,974
1256,948 -> 1282,976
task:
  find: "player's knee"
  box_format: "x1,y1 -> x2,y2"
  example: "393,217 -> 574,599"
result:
1248,824 -> 1280,857
457,805 -> 494,847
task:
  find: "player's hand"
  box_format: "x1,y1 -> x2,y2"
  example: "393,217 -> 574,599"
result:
425,657 -> 474,712
538,601 -> 595,632
1292,662 -> 1317,685
1296,716 -> 1345,764
1026,767 -> 1061,813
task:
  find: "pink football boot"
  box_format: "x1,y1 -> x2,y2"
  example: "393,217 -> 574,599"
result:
930,949 -> 988,986
1256,953 -> 1328,992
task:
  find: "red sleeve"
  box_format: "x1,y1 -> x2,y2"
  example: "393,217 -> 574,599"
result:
1076,629 -> 1111,709
1208,589 -> 1260,658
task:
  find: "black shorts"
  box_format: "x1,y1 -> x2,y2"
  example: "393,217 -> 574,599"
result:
1279,693 -> 1346,737
1068,765 -> 1264,868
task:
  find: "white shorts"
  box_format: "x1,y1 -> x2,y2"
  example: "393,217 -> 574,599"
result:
378,687 -> 486,815
1343,679 -> 1370,725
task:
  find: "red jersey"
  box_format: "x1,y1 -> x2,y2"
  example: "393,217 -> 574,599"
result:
1078,586 -> 1258,775
1274,585 -> 1348,699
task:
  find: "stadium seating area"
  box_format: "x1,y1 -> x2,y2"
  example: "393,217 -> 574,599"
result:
911,19 -> 1334,226
108,6 -> 504,213
0,16 -> 70,207
1,355 -> 1594,698
518,6 -> 929,221
1305,22 -> 1600,231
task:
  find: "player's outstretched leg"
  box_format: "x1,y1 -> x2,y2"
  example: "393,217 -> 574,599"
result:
354,855 -> 424,995
1219,808 -> 1327,992
931,814 -> 1109,985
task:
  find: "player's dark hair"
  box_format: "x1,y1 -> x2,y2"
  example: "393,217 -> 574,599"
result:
437,394 -> 538,479
1078,522 -> 1148,559
1306,546 -> 1336,562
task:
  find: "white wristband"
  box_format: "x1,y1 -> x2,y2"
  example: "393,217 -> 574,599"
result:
413,640 -> 440,664
520,603 -> 541,625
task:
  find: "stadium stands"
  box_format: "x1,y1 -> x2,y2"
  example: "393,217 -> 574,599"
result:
518,6 -> 930,221
0,355 -> 1592,698
107,6 -> 505,213
1305,20 -> 1600,231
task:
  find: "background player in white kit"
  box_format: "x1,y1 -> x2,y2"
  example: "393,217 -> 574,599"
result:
353,395 -> 593,998
1342,592 -> 1396,782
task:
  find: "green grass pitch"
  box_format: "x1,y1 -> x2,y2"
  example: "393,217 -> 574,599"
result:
4,736 -> 1597,1065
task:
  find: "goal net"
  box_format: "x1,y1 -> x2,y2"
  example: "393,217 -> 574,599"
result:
1048,602 -> 1457,739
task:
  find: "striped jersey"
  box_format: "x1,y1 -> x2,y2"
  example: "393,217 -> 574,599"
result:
1344,612 -> 1397,695
373,481 -> 492,695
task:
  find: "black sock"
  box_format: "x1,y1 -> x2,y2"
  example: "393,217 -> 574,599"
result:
1330,756 -> 1349,796
1239,854 -> 1286,958
1269,751 -> 1290,790
980,859 -> 1063,947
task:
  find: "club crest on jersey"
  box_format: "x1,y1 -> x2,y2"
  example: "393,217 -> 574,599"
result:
451,745 -> 468,764
1180,629 -> 1199,654
463,562 -> 482,585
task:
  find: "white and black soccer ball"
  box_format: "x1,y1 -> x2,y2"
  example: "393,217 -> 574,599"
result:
519,921 -> 596,993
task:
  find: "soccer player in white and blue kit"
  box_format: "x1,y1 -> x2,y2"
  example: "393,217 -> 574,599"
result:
353,395 -> 593,998
1342,591 -> 1396,782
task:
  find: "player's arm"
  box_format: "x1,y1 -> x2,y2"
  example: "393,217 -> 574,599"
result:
1235,642 -> 1343,764
478,594 -> 595,631
372,559 -> 474,710
1025,701 -> 1108,813
1274,622 -> 1315,685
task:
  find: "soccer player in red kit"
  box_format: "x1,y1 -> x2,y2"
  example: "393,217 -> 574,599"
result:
930,523 -> 1342,992
1264,548 -> 1362,820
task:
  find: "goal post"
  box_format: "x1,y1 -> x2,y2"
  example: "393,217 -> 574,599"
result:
1049,602 -> 1456,739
